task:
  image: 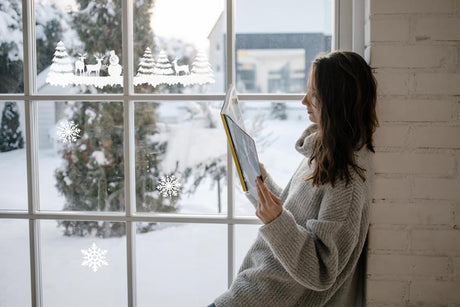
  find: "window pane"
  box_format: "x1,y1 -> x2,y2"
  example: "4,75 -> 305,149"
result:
36,0 -> 123,94
0,219 -> 31,306
235,0 -> 332,93
135,101 -> 227,215
133,0 -> 225,94
0,101 -> 28,210
40,219 -> 127,307
38,101 -> 125,213
0,1 -> 23,93
136,222 -> 227,307
235,101 -> 310,216
234,224 -> 260,277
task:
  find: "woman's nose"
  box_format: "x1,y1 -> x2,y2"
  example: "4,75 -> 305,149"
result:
301,95 -> 309,106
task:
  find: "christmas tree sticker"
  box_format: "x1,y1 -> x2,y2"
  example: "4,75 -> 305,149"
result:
153,50 -> 174,75
191,51 -> 213,77
137,47 -> 155,76
46,41 -> 74,86
45,44 -> 215,88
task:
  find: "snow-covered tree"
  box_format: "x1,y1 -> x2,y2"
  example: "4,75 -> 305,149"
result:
0,0 -> 23,93
270,102 -> 287,120
53,0 -> 175,237
137,47 -> 155,76
49,41 -> 73,75
191,51 -> 213,76
0,0 -> 80,92
0,101 -> 24,152
153,50 -> 174,75
73,0 -> 156,80
55,101 -> 179,237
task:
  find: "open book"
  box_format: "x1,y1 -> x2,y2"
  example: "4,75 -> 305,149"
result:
220,84 -> 262,207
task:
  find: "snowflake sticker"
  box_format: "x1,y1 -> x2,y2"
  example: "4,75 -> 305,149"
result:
156,174 -> 182,198
56,120 -> 81,143
81,242 -> 108,272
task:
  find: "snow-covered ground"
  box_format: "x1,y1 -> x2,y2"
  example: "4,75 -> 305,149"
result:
0,103 -> 310,307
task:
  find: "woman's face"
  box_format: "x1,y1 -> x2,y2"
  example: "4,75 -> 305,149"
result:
301,69 -> 320,123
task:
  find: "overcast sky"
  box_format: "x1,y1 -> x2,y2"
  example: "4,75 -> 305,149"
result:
46,0 -> 332,48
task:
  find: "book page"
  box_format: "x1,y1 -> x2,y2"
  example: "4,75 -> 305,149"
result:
221,85 -> 246,130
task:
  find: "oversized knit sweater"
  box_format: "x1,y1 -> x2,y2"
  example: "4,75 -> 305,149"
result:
214,124 -> 373,307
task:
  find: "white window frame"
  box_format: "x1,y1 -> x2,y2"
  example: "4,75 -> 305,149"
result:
0,0 -> 359,306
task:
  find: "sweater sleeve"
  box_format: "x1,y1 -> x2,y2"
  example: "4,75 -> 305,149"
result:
258,179 -> 365,291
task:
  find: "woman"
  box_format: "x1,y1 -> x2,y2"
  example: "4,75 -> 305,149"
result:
209,50 -> 377,307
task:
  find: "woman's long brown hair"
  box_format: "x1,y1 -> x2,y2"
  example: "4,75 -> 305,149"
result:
305,51 -> 378,186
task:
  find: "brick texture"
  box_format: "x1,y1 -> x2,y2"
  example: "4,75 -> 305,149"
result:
368,227 -> 408,250
367,254 -> 449,277
369,202 -> 452,225
367,279 -> 408,304
367,0 -> 459,304
409,281 -> 460,304
377,99 -> 453,122
370,0 -> 455,14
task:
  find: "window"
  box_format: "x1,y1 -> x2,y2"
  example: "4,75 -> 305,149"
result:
0,0 -> 356,306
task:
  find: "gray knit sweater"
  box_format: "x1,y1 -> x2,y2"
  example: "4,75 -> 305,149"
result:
214,124 -> 373,307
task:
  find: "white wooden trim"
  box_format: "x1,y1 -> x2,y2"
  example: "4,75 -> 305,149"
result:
0,94 -> 306,101
0,211 -> 263,225
122,0 -> 136,306
353,0 -> 365,56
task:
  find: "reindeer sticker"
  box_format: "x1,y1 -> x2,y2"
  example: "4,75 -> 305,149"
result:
75,52 -> 87,76
172,58 -> 190,76
86,54 -> 104,76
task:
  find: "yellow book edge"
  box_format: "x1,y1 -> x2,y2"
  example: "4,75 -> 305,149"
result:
220,113 -> 248,192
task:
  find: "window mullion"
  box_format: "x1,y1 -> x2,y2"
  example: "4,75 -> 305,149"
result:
122,0 -> 137,306
226,0 -> 236,289
22,0 -> 42,306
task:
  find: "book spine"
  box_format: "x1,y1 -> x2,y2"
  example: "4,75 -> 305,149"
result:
220,113 -> 248,192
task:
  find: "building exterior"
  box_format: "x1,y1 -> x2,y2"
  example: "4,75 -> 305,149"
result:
208,0 -> 332,93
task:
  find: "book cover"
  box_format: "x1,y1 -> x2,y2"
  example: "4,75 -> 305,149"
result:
220,84 -> 262,205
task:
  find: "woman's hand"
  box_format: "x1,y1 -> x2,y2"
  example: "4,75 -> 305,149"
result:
259,162 -> 268,181
255,176 -> 283,224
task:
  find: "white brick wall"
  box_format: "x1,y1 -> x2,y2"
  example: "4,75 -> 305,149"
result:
366,0 -> 460,305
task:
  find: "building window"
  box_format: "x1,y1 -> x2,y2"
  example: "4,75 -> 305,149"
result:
0,0 -> 355,306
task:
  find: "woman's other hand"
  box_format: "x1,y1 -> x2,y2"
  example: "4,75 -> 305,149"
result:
259,162 -> 268,181
255,176 -> 283,224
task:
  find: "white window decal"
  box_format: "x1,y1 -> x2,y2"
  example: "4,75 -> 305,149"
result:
56,120 -> 81,143
81,242 -> 109,272
46,42 -> 215,88
156,174 -> 182,198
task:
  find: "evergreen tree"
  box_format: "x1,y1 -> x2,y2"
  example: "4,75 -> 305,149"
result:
55,101 -> 179,237
191,51 -> 213,76
72,0 -> 155,78
0,101 -> 24,152
55,0 -> 178,237
153,50 -> 174,75
137,47 -> 155,76
270,102 -> 288,120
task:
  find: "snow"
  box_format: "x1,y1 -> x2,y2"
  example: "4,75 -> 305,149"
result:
0,0 -> 83,65
0,103 -> 311,306
46,73 -> 215,88
91,150 -> 109,166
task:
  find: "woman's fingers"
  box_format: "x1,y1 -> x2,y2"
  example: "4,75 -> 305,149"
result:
256,177 -> 266,205
259,163 -> 268,180
256,176 -> 274,206
269,191 -> 282,206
